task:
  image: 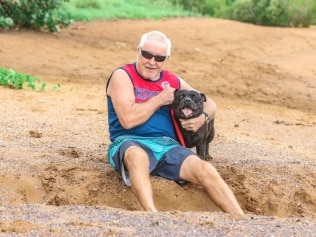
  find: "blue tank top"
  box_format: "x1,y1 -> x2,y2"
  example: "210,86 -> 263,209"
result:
106,63 -> 180,141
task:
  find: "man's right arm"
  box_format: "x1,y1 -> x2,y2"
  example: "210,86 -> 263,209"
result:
107,69 -> 175,129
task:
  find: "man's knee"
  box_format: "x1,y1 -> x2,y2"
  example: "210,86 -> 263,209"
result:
181,156 -> 221,184
180,155 -> 203,181
201,161 -> 221,179
124,146 -> 149,168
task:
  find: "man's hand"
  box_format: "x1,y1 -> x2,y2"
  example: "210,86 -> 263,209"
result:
158,86 -> 176,106
179,113 -> 205,132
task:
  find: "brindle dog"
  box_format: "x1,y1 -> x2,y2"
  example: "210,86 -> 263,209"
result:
172,89 -> 214,160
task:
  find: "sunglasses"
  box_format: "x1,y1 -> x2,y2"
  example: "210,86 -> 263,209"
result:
139,49 -> 167,62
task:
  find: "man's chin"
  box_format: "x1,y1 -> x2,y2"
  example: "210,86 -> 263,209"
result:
144,71 -> 159,80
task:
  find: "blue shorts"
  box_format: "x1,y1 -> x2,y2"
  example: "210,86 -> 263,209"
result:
108,138 -> 195,186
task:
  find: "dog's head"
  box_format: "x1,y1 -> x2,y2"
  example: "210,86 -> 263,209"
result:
172,89 -> 206,119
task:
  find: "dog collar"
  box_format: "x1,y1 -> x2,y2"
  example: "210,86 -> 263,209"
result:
203,112 -> 210,124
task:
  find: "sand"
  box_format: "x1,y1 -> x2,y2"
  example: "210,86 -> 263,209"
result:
0,18 -> 315,236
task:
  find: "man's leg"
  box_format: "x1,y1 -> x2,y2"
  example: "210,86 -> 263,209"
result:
124,146 -> 157,212
179,155 -> 244,215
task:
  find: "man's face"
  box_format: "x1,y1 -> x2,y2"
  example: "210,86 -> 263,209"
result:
136,39 -> 168,81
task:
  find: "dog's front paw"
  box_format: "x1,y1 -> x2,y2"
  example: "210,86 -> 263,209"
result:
204,154 -> 213,161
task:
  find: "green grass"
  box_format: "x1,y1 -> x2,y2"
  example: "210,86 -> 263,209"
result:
58,0 -> 199,21
58,0 -> 316,25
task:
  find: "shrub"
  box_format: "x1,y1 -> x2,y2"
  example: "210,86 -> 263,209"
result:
228,0 -> 313,27
171,0 -> 314,27
0,0 -> 72,32
0,15 -> 13,30
171,0 -> 224,15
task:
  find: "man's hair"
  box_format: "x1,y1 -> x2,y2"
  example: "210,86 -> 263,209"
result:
139,31 -> 172,56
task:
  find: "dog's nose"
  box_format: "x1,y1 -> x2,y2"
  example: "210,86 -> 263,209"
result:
185,98 -> 191,103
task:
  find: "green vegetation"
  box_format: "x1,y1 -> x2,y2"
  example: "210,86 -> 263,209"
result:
227,0 -> 315,27
0,68 -> 44,90
172,0 -> 315,27
59,0 -> 316,27
0,68 -> 58,91
1,0 -> 315,31
0,0 -> 72,32
57,0 -> 196,21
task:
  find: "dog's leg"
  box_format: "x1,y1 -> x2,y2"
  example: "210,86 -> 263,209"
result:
204,119 -> 215,161
205,142 -> 213,161
196,144 -> 206,160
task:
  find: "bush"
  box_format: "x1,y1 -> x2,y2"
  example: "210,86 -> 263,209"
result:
0,15 -> 13,30
171,0 -> 314,27
228,0 -> 313,27
171,0 -> 224,16
0,0 -> 72,32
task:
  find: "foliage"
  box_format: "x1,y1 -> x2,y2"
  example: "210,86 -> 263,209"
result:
0,0 -> 73,32
57,0 -> 193,21
0,15 -> 13,30
0,68 -> 47,91
171,0 -> 315,27
171,0 -> 226,16
227,0 -> 313,27
313,3 -> 316,24
1,0 -> 315,31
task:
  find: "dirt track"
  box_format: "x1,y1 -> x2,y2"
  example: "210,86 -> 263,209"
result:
0,18 -> 315,236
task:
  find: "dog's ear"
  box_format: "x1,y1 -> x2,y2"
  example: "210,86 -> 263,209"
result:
174,89 -> 179,94
200,93 -> 207,102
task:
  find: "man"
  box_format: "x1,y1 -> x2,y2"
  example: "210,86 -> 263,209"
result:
106,31 -> 244,214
